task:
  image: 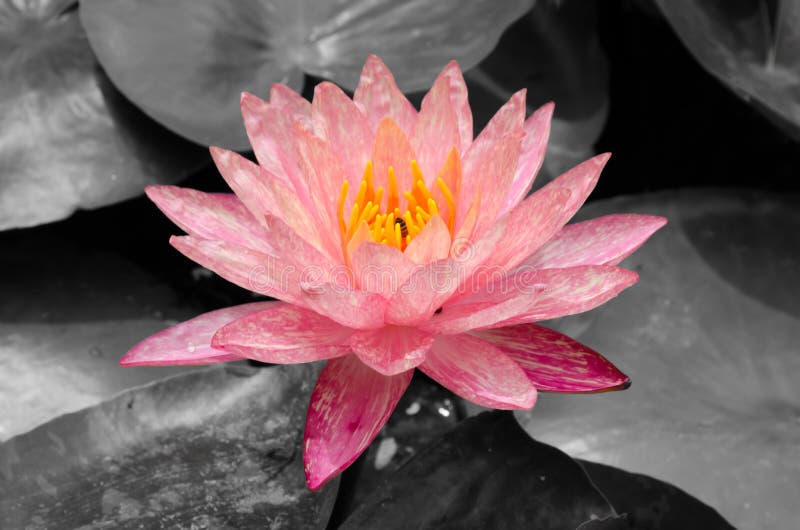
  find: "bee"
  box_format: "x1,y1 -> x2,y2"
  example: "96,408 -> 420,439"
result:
394,217 -> 409,238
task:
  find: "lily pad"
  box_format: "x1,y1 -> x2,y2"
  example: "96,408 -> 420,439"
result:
0,363 -> 338,529
0,232 -> 211,441
517,189 -> 800,530
339,411 -> 620,529
578,460 -> 734,529
0,0 -> 208,230
654,0 -> 800,138
80,0 -> 534,148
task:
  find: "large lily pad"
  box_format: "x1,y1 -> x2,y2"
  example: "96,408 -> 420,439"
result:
0,363 -> 338,529
517,189 -> 800,530
339,411 -> 620,529
80,0 -> 534,148
654,0 -> 800,138
0,231 -> 210,441
0,0 -> 208,230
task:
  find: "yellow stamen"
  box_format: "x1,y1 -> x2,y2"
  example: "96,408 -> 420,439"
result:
337,158 -> 462,253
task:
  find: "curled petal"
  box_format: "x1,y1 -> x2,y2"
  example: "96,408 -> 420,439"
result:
120,302 -> 275,366
350,326 -> 434,376
419,334 -> 536,409
476,324 -> 630,393
525,214 -> 668,269
304,356 -> 412,490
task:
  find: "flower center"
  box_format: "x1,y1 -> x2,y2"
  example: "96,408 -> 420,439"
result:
337,161 -> 455,251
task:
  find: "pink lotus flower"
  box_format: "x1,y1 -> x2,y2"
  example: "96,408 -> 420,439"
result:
122,55 -> 666,490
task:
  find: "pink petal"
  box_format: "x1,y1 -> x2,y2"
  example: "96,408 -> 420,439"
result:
120,302 -> 274,366
525,214 -> 668,269
501,102 -> 554,215
542,152 -> 611,222
239,92 -> 295,186
350,326 -> 434,375
240,92 -> 312,204
353,55 -> 417,135
211,303 -> 352,364
410,70 -> 460,184
419,334 -> 536,409
264,215 -> 339,274
145,186 -> 271,254
304,355 -> 412,490
387,222 -> 508,326
311,82 -> 372,185
425,266 -> 639,334
467,132 -> 524,239
459,89 -> 526,226
351,242 -> 416,299
169,236 -> 304,304
301,284 -> 387,330
269,83 -> 312,122
404,214 -> 451,265
293,125 -> 348,249
476,324 -> 630,393
210,144 -> 328,257
371,118 -> 417,204
473,183 -> 572,275
433,60 -> 473,154
209,146 -> 274,227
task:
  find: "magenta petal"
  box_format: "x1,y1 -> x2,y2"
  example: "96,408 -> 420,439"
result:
476,324 -> 630,393
501,102 -> 554,215
419,334 -> 536,409
212,303 -> 353,362
145,186 -> 271,254
525,214 -> 668,268
120,302 -> 275,366
353,55 -> 417,135
304,356 -> 412,490
350,326 -> 434,376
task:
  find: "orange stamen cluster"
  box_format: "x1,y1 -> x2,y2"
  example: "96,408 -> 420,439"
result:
338,161 -> 455,252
